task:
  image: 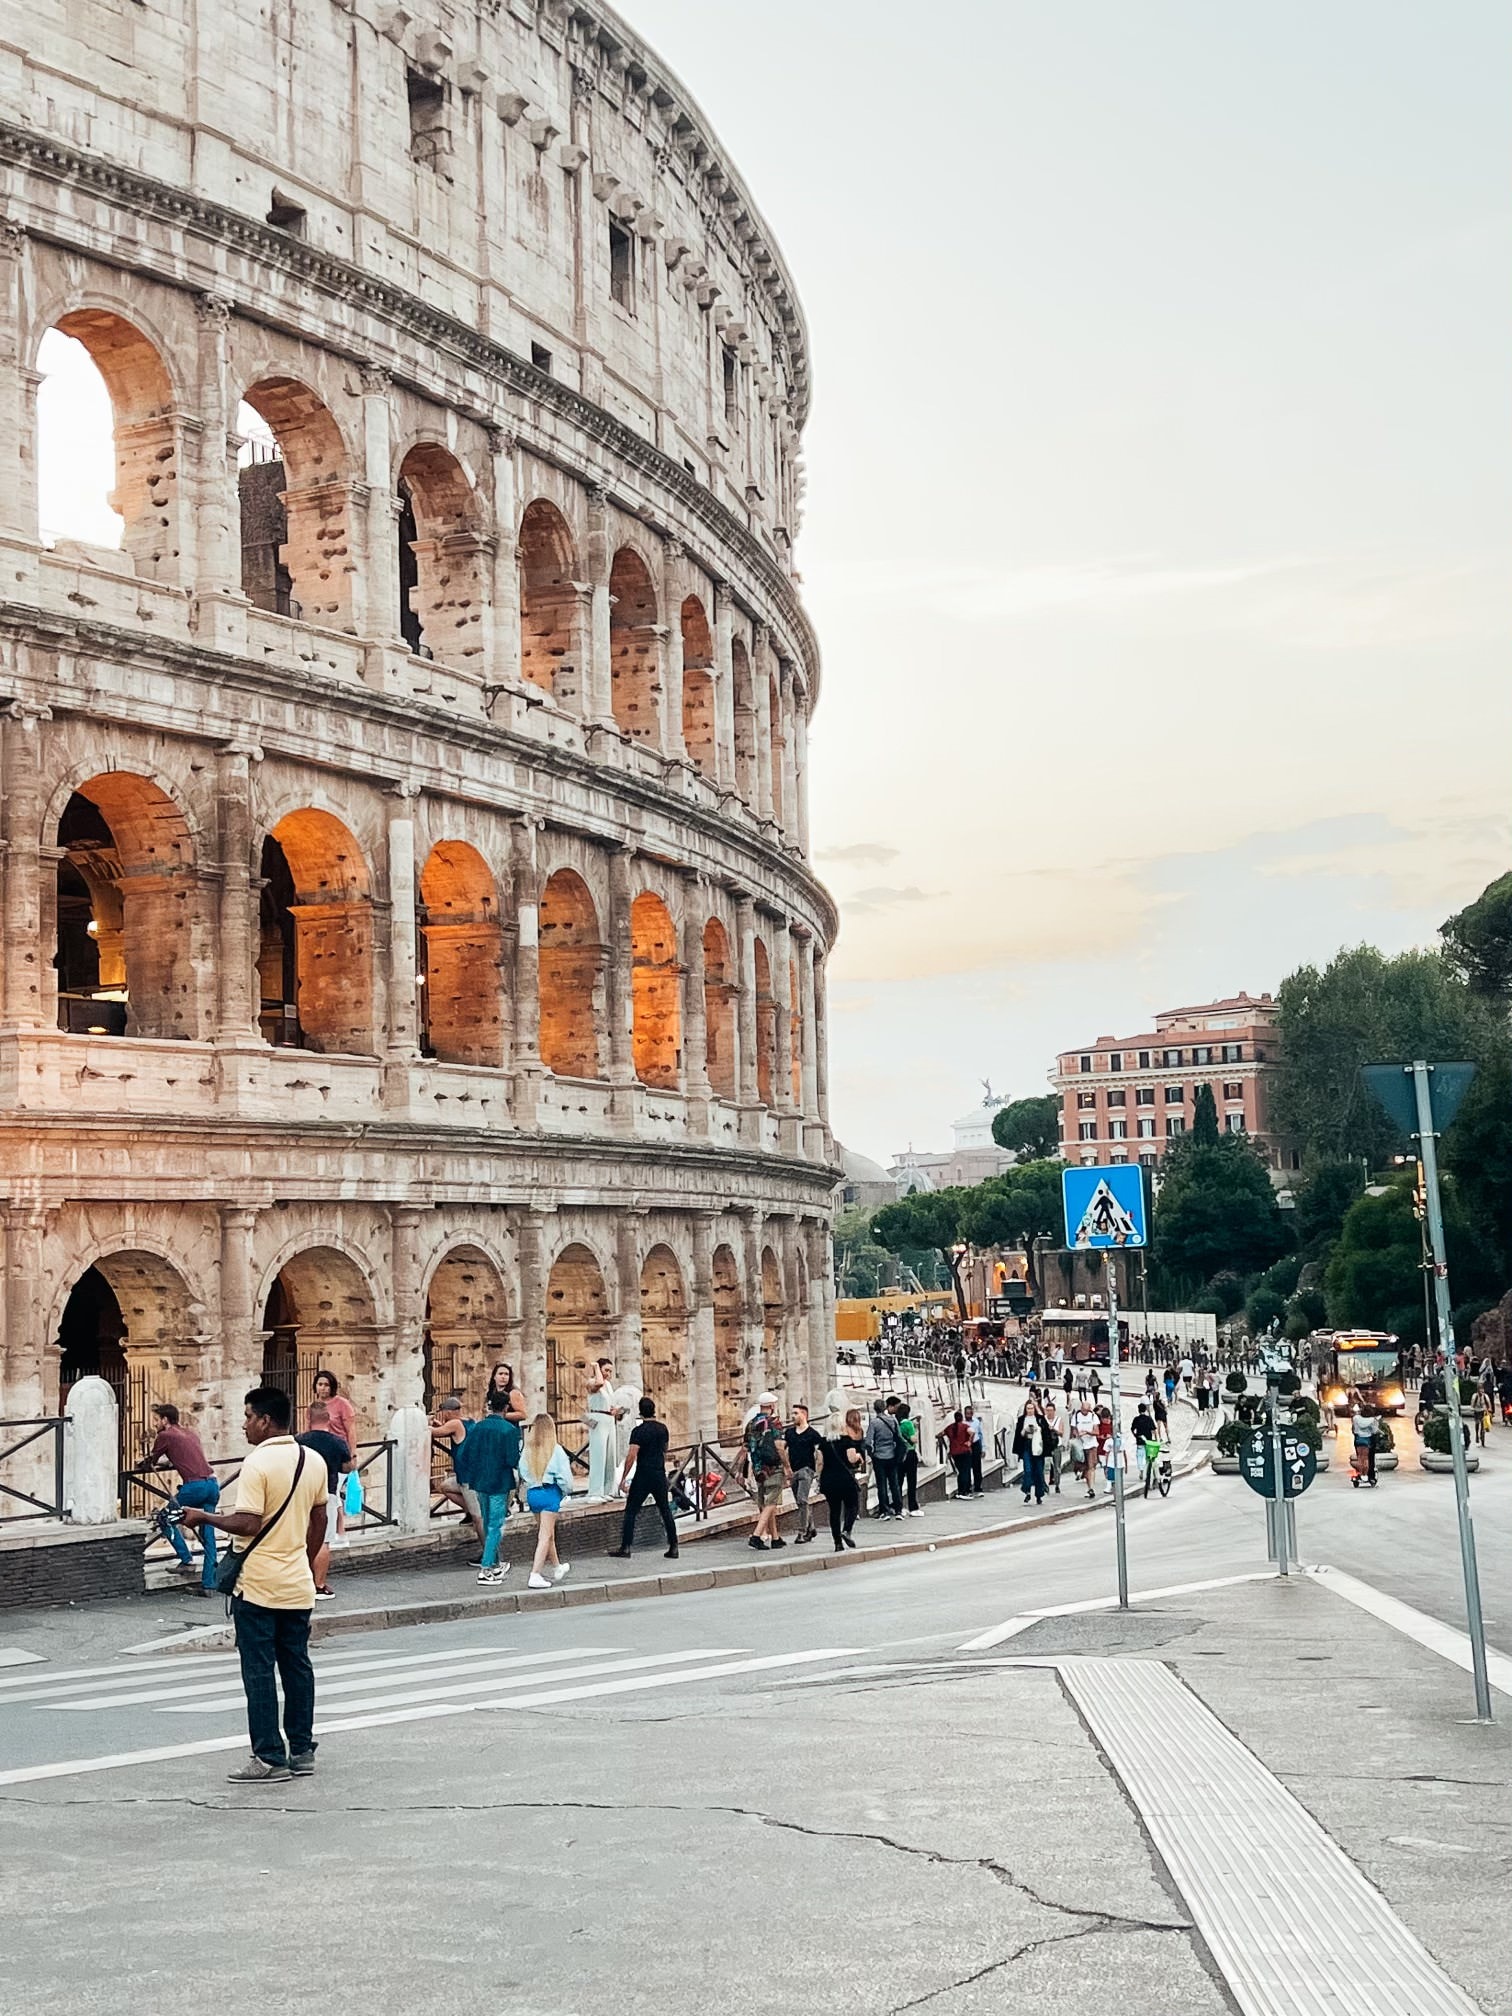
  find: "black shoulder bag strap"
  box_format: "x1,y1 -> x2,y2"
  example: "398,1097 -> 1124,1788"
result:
218,1447 -> 309,1611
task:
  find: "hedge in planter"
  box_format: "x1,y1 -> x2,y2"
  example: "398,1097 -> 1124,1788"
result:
1422,1411 -> 1470,1457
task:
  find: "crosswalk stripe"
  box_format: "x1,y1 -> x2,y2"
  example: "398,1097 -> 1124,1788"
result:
51,1644 -> 577,1713
160,1647 -> 742,1716
0,1655 -> 241,1702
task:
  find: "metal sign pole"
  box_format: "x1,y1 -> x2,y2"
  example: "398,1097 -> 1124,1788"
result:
1412,1060 -> 1493,1722
1105,1249 -> 1130,1610
1269,1381 -> 1289,1577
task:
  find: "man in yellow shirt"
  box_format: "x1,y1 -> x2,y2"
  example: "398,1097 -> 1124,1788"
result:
180,1385 -> 330,1783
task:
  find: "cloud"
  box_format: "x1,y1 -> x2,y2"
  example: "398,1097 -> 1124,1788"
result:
816,553 -> 1296,623
844,884 -> 937,915
817,842 -> 901,866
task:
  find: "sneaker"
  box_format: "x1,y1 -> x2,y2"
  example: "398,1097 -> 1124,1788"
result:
227,1756 -> 291,1784
842,1534 -> 858,1550
527,1572 -> 551,1590
747,1536 -> 767,1551
287,1752 -> 316,1776
664,1546 -> 679,1559
315,1586 -> 336,1601
908,1509 -> 925,1518
476,1565 -> 508,1584
606,1548 -> 632,1560
553,1563 -> 571,1582
768,1537 -> 787,1550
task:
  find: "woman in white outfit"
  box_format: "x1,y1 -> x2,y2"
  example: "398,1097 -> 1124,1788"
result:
585,1358 -> 622,1502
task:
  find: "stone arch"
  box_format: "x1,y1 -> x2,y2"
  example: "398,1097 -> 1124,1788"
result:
753,937 -> 776,1107
712,1242 -> 744,1440
423,1241 -> 512,1411
238,376 -> 353,629
260,808 -> 374,1054
260,1241 -> 380,1431
418,840 -> 505,1068
630,890 -> 680,1090
539,868 -> 604,1079
640,1244 -> 690,1441
702,916 -> 737,1100
397,440 -> 487,670
53,771 -> 209,1041
609,546 -> 661,746
732,636 -> 757,806
53,1248 -> 207,1446
680,596 -> 716,779
769,671 -> 786,830
545,1241 -> 611,1437
761,1244 -> 786,1393
39,308 -> 181,578
518,499 -> 580,707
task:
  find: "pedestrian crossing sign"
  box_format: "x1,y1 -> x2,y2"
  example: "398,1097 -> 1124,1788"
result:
1062,1164 -> 1147,1250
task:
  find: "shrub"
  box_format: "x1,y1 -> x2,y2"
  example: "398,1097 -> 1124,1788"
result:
1422,1410 -> 1452,1456
1215,1418 -> 1251,1456
1289,1394 -> 1321,1426
1225,1370 -> 1249,1395
1374,1415 -> 1395,1452
1275,1369 -> 1301,1396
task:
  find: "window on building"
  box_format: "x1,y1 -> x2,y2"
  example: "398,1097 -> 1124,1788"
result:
1162,1048 -> 1182,1068
1110,1150 -> 1128,1164
723,348 -> 739,426
1078,1120 -> 1096,1141
1137,1050 -> 1151,1069
1138,1151 -> 1157,1168
1135,1087 -> 1155,1106
531,342 -> 553,374
1191,1044 -> 1213,1065
1137,1117 -> 1156,1138
1108,1053 -> 1123,1071
1166,1116 -> 1186,1137
1164,1085 -> 1184,1104
1077,1091 -> 1097,1110
1079,1054 -> 1094,1074
1289,1148 -> 1302,1170
1222,1080 -> 1243,1101
266,190 -> 307,235
1221,1043 -> 1244,1064
609,218 -> 635,309
1107,1089 -> 1126,1108
1109,1119 -> 1128,1139
406,70 -> 450,169
1225,1113 -> 1246,1133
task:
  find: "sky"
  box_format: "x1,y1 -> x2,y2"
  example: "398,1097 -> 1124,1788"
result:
36,2 -> 1512,1167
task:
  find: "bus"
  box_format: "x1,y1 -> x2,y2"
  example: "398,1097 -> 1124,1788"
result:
1318,1330 -> 1406,1417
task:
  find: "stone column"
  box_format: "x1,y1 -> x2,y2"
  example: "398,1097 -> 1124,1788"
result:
217,1204 -> 261,1446
1,703 -> 49,1029
771,918 -> 796,1111
613,1210 -> 646,1392
215,742 -> 261,1042
386,1205 -> 424,1417
586,484 -> 615,726
712,582 -> 736,787
779,664 -> 799,847
661,539 -> 686,760
516,1206 -> 549,1409
797,929 -> 821,1156
814,948 -> 831,1134
689,1211 -> 717,1438
360,365 -> 399,642
734,891 -> 761,1144
793,685 -> 812,855
510,818 -> 543,1126
753,623 -> 775,824
605,845 -> 637,1129
191,293 -> 245,638
679,880 -> 710,1135
485,424 -> 521,696
741,1207 -> 766,1402
563,584 -> 593,718
804,1221 -> 829,1406
385,786 -> 420,1062
0,220 -> 38,576
3,1202 -> 48,1419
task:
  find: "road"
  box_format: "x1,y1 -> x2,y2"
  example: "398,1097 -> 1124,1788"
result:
1,1411 -> 1508,2014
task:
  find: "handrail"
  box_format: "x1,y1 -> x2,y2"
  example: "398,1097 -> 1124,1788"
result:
0,1417 -> 67,1524
128,1437 -> 398,1540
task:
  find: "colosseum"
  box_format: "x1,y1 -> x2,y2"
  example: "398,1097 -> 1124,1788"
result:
0,0 -> 836,1475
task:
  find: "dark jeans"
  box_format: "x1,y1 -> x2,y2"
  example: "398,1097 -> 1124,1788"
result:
1020,1451 -> 1045,1502
620,1470 -> 677,1551
233,1597 -> 315,1766
874,1454 -> 902,1515
951,1452 -> 973,1498
824,1479 -> 859,1544
901,1450 -> 919,1512
968,1446 -> 984,1494
164,1477 -> 220,1588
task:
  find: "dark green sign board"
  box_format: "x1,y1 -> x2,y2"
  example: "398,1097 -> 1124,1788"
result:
1239,1427 -> 1317,1501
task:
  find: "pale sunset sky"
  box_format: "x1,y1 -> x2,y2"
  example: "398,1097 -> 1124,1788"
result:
37,2 -> 1512,1168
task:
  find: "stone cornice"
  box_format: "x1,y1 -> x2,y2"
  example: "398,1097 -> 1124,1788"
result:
0,118 -> 819,691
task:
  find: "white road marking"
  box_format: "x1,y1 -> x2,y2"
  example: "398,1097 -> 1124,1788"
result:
0,1649 -> 44,1669
52,1644 -> 584,1712
954,1570 -> 1276,1651
160,1647 -> 744,1716
0,1654 -> 240,1699
957,1616 -> 1037,1652
1062,1657 -> 1483,2015
1309,1566 -> 1512,1698
0,1646 -> 859,1785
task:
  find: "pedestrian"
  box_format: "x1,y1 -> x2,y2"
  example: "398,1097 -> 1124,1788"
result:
784,1401 -> 824,1542
607,1395 -> 680,1560
1040,1392 -> 1064,1494
1152,1389 -> 1170,1446
1178,1354 -> 1194,1395
1063,1365 -> 1074,1406
1131,1401 -> 1159,1497
585,1357 -> 623,1502
487,1361 -> 530,1510
147,1403 -> 221,1596
176,1385 -> 329,1784
296,1399 -> 356,1601
430,1394 -> 485,1551
818,1407 -> 867,1551
945,1408 -> 974,1498
518,1412 -> 574,1590
739,1391 -> 792,1550
964,1404 -> 985,1495
1163,1366 -> 1177,1408
308,1370 -> 357,1546
1351,1402 -> 1378,1485
1070,1397 -> 1100,1499
1012,1396 -> 1050,1506
865,1398 -> 904,1518
896,1401 -> 923,1516
463,1388 -> 524,1584
1088,1367 -> 1102,1409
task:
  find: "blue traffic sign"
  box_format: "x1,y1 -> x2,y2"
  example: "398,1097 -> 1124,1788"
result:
1062,1164 -> 1148,1250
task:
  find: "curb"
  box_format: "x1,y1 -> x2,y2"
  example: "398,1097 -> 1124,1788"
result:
142,1448 -> 1208,1654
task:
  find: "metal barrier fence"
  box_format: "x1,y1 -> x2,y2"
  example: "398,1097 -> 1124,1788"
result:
0,1417 -> 67,1525
127,1438 -> 399,1552
428,1433 -> 759,1528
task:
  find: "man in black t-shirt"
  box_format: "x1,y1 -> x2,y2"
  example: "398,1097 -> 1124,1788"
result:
296,1401 -> 354,1601
607,1397 -> 679,1561
784,1403 -> 824,1543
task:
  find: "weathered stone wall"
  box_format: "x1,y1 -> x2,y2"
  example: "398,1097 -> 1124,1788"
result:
0,0 -> 836,1462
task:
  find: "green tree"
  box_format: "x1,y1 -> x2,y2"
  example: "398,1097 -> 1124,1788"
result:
832,1204 -> 898,1298
1441,1048 -> 1512,1284
1442,870 -> 1512,1005
1152,1133 -> 1291,1287
1324,1175 -> 1497,1344
1191,1081 -> 1219,1145
991,1095 -> 1061,1161
1291,1159 -> 1366,1260
871,1189 -> 969,1316
958,1159 -> 1064,1303
1245,1285 -> 1286,1336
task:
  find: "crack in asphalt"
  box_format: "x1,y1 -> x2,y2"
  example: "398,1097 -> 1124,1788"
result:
886,1917 -> 1193,2014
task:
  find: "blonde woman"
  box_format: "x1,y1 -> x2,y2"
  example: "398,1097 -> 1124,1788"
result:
519,1412 -> 574,1591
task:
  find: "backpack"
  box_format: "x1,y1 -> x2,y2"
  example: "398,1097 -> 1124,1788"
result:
746,1415 -> 781,1474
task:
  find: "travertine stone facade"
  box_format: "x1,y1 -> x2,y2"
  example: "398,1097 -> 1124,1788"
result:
0,0 -> 836,1458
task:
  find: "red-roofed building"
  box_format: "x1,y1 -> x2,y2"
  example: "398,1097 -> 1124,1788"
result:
1051,992 -> 1298,1178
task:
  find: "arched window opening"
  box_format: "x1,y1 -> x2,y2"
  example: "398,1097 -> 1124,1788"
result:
418,841 -> 505,1068
55,775 -> 202,1040
640,1245 -> 689,1441
397,476 -> 424,654
518,500 -> 580,708
56,1251 -> 201,1483
712,1245 -> 744,1441
680,597 -> 716,779
539,869 -> 604,1079
630,891 -> 680,1090
238,378 -> 351,629
424,1245 -> 510,1413
753,939 -> 776,1108
702,917 -> 736,1100
545,1243 -> 610,1442
609,547 -> 661,746
259,810 -> 374,1056
37,313 -> 177,575
260,1247 -> 379,1432
398,444 -> 487,669
732,639 -> 757,806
